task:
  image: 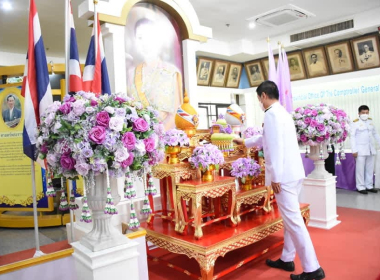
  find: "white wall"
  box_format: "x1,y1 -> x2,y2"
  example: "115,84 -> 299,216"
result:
195,68 -> 380,150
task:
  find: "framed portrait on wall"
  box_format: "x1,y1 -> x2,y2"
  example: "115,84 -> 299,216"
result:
244,60 -> 265,87
261,56 -> 279,80
210,60 -> 229,87
287,51 -> 307,81
225,63 -> 242,88
196,57 -> 214,86
351,35 -> 380,70
124,3 -> 184,130
325,41 -> 354,74
302,47 -> 329,78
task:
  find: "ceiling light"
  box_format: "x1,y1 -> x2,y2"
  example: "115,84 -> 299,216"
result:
2,2 -> 12,10
248,21 -> 256,29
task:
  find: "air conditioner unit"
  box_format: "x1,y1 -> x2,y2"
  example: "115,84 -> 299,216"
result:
247,4 -> 315,27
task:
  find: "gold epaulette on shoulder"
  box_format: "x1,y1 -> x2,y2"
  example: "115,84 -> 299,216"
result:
369,117 -> 372,120
353,119 -> 359,122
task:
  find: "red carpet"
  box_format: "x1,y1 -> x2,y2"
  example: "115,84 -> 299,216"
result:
148,207 -> 380,280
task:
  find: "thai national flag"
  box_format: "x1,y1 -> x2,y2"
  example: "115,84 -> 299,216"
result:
68,0 -> 82,93
22,0 -> 53,161
82,15 -> 111,96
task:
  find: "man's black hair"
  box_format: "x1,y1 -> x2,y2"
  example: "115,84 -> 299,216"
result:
358,105 -> 369,113
256,80 -> 279,100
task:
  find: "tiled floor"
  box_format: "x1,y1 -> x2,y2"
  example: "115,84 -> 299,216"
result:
336,188 -> 380,211
0,226 -> 67,255
0,189 -> 379,256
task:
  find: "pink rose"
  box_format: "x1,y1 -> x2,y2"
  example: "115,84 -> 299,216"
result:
121,153 -> 134,168
310,119 -> 318,128
300,134 -> 308,142
311,110 -> 318,116
304,109 -> 311,115
90,100 -> 98,106
59,103 -> 71,114
115,97 -> 126,104
60,152 -> 76,170
122,132 -> 136,150
325,132 -> 330,139
304,117 -> 311,125
133,118 -> 149,132
144,138 -> 155,152
316,136 -> 324,143
96,111 -> 110,127
89,126 -> 106,144
317,124 -> 325,132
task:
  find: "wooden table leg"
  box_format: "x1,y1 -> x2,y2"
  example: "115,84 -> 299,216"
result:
228,188 -> 237,227
263,186 -> 272,213
160,178 -> 167,215
198,256 -> 216,280
234,200 -> 241,224
193,194 -> 203,240
170,177 -> 179,230
200,266 -> 214,280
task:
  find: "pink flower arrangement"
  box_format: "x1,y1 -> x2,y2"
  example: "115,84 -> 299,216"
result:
36,92 -> 165,179
163,128 -> 189,147
293,103 -> 350,146
189,144 -> 224,171
231,157 -> 261,178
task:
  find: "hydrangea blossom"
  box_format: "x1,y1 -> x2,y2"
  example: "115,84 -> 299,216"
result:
163,128 -> 189,147
189,144 -> 224,171
231,157 -> 261,178
293,103 -> 350,146
36,92 -> 165,179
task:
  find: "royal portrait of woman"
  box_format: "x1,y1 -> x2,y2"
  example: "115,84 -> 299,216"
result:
125,3 -> 184,130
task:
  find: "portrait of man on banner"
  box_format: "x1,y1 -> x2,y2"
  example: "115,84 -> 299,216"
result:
1,93 -> 22,128
125,3 -> 184,130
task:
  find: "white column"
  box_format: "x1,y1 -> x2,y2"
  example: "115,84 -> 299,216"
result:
182,39 -> 200,110
101,23 -> 127,93
72,241 -> 139,280
302,176 -> 341,229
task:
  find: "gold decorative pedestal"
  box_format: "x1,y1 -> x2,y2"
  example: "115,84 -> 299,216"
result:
165,146 -> 181,164
201,165 -> 216,182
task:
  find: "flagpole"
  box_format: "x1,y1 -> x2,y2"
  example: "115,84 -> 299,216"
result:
31,160 -> 44,257
94,0 -> 98,58
65,0 -> 75,243
65,0 -> 70,96
27,0 -> 44,258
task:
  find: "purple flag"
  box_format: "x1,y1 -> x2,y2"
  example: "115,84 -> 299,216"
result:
282,48 -> 293,112
276,47 -> 285,107
267,42 -> 277,85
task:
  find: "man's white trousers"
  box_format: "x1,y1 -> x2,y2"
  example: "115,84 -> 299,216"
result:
355,155 -> 375,191
275,179 -> 320,273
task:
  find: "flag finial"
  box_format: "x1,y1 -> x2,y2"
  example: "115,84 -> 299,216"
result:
267,37 -> 270,43
94,0 -> 98,4
278,41 -> 281,45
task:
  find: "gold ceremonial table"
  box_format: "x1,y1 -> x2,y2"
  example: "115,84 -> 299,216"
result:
176,176 -> 237,240
150,162 -> 197,230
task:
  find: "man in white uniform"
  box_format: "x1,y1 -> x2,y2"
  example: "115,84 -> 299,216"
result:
351,105 -> 380,194
234,81 -> 325,280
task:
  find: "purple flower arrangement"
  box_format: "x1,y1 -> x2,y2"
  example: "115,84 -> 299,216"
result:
189,144 -> 224,171
293,104 -> 350,146
242,126 -> 263,150
163,128 -> 189,147
36,92 -> 165,179
231,157 -> 261,178
243,126 -> 263,139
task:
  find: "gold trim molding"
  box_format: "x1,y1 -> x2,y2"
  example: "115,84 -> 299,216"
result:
97,0 -> 207,42
0,249 -> 74,275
